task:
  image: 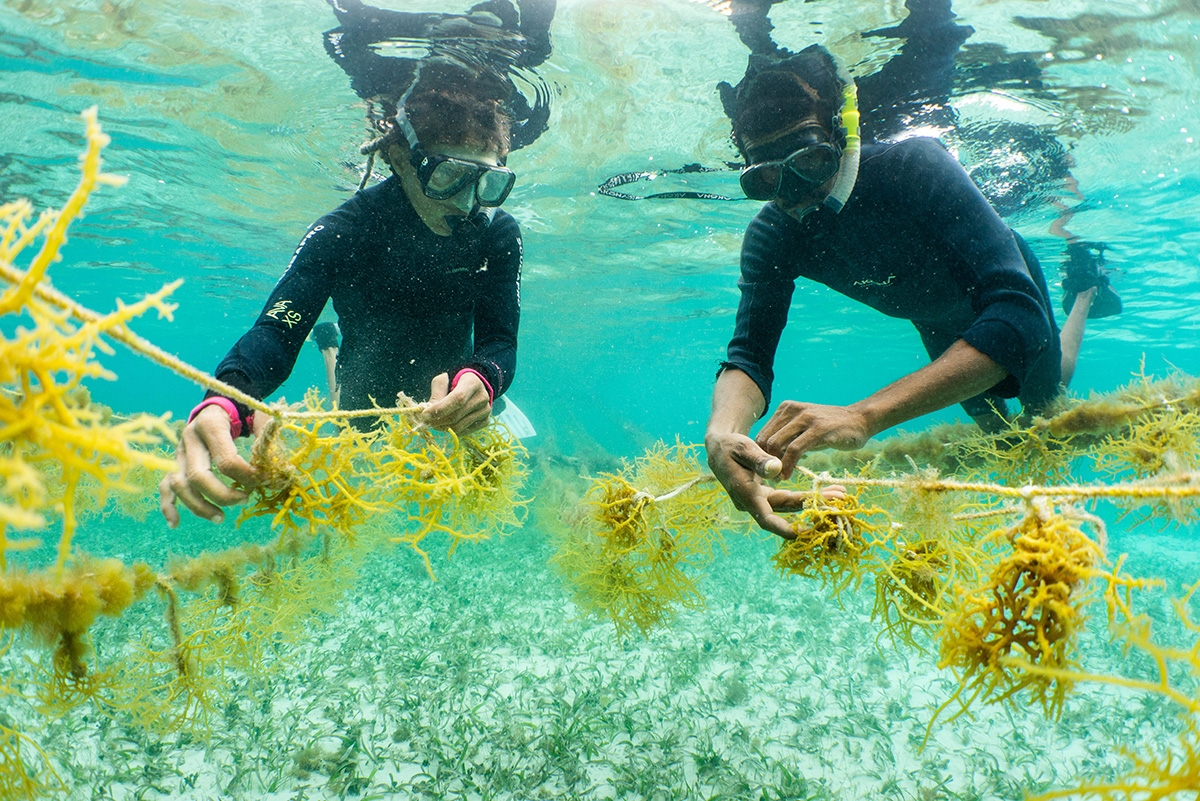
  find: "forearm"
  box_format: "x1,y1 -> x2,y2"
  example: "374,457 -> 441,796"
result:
471,300 -> 518,397
213,326 -> 306,404
707,368 -> 767,439
850,338 -> 1008,435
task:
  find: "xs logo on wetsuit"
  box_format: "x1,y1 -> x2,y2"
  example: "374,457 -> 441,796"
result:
264,299 -> 303,329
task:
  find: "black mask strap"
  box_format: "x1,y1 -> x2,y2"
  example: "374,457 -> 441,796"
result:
597,163 -> 747,202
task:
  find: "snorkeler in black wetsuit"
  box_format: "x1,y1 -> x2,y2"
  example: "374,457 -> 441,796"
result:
703,44 -> 1113,539
210,173 -> 521,419
159,7 -> 545,528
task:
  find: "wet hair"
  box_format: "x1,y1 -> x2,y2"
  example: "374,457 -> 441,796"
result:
356,63 -> 514,189
362,62 -> 514,168
724,45 -> 846,156
404,63 -> 513,154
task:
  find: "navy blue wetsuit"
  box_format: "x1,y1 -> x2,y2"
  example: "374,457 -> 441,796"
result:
210,176 -> 521,419
723,137 -> 1061,421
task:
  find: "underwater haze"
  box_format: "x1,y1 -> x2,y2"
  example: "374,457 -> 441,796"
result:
3,1 -> 1200,800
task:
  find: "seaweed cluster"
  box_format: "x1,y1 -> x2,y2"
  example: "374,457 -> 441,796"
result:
0,110 -> 529,798
773,490 -> 887,594
937,499 -> 1104,719
238,387 -> 528,578
550,442 -> 729,638
558,380 -> 1200,798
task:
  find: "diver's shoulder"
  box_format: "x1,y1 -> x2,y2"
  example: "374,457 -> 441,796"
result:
744,202 -> 795,245
315,177 -> 415,234
486,208 -> 521,239
862,137 -> 955,169
348,175 -> 404,211
858,138 -> 963,191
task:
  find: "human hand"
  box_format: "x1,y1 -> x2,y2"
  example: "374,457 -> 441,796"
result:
422,371 -> 492,434
756,401 -> 872,479
158,404 -> 258,528
706,431 -> 816,539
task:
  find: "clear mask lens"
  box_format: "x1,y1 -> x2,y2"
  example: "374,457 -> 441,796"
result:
419,154 -> 515,207
425,160 -> 477,199
740,143 -> 840,202
476,168 -> 516,207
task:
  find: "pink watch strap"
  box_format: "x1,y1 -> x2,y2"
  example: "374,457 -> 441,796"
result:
451,368 -> 494,405
188,397 -> 249,439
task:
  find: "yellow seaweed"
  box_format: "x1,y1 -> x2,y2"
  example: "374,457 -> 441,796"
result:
0,108 -> 530,797
552,442 -> 729,638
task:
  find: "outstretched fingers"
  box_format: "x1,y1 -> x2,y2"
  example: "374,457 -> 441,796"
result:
745,495 -> 797,540
778,430 -> 821,479
162,442 -> 228,526
198,423 -> 257,489
709,434 -> 796,539
157,412 -> 254,527
764,487 -> 811,513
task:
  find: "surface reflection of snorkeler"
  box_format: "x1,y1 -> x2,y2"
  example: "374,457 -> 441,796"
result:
159,0 -> 555,528
705,0 -> 1126,538
324,0 -> 556,155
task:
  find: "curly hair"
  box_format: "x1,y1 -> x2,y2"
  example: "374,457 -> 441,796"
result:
729,45 -> 845,154
365,62 -> 513,156
406,83 -> 512,154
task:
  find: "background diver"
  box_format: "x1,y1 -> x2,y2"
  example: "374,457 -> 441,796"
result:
704,41 -> 1123,539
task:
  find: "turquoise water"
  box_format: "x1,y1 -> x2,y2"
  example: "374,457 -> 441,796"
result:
3,0 -> 1200,798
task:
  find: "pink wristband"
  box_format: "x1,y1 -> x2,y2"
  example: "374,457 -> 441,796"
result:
451,368 -> 494,405
188,397 -> 249,439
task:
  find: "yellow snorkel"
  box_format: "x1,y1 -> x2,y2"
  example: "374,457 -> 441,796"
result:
823,77 -> 860,213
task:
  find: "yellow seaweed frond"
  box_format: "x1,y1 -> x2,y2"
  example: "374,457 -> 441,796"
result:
0,722 -> 60,801
0,107 -> 177,571
552,442 -> 730,638
240,398 -> 383,542
384,419 -> 529,572
937,499 -> 1104,720
773,491 -> 889,595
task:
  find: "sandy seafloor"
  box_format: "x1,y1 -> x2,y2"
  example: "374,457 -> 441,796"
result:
10,495 -> 1195,801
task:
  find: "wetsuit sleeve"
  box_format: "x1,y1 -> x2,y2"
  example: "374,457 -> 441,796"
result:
720,212 -> 797,412
208,218 -> 342,412
464,213 -> 522,399
901,139 -> 1056,396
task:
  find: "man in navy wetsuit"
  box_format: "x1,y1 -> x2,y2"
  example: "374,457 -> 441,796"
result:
704,46 -> 1111,538
159,67 -> 523,528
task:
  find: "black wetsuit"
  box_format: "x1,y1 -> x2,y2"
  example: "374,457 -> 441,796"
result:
210,176 -> 521,418
723,137 -> 1061,421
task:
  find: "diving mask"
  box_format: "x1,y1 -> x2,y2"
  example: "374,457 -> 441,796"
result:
739,125 -> 841,204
